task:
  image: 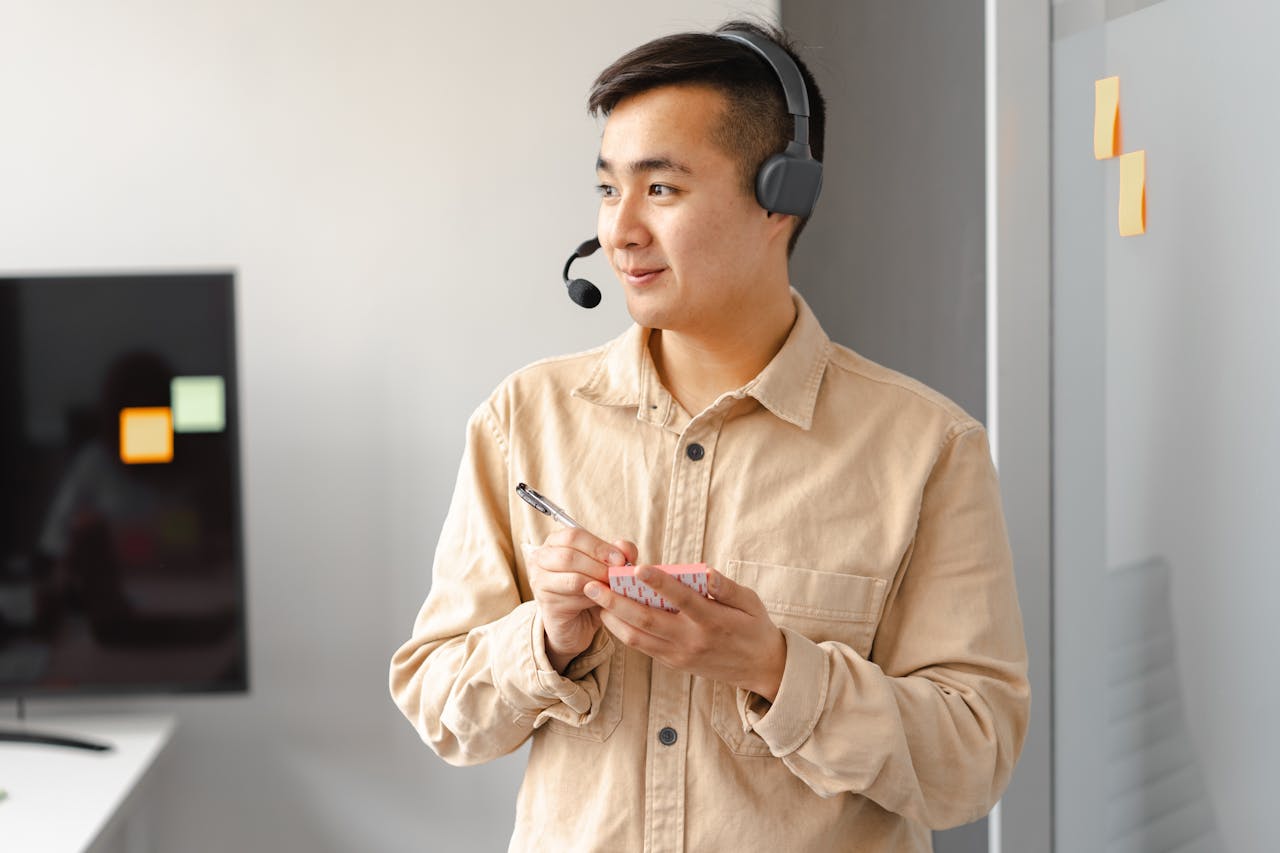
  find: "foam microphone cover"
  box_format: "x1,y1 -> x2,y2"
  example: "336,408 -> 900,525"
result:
568,278 -> 601,309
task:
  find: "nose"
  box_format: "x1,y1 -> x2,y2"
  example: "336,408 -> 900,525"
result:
599,191 -> 651,251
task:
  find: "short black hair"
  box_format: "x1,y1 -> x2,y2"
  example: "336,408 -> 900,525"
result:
588,20 -> 825,256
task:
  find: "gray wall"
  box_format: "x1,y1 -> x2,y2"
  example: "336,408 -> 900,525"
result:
779,4 -> 989,850
0,2 -> 776,850
782,1 -> 987,423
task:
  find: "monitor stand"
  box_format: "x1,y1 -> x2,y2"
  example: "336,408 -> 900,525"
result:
2,698 -> 115,751
0,727 -> 114,751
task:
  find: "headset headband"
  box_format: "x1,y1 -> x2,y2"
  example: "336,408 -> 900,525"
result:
717,30 -> 811,147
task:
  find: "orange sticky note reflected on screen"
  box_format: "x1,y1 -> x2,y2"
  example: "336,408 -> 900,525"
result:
1094,76 -> 1121,159
120,407 -> 174,464
1119,149 -> 1146,236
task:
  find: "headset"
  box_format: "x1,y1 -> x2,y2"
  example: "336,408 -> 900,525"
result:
563,28 -> 822,308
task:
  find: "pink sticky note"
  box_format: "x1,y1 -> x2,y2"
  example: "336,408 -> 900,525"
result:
608,563 -> 710,612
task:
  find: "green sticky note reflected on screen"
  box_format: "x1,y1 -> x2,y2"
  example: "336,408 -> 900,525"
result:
171,376 -> 226,433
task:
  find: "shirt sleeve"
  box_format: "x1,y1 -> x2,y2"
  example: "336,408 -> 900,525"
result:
739,424 -> 1031,829
388,399 -> 618,766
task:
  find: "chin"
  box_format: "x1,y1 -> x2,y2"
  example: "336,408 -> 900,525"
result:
622,292 -> 677,331
619,273 -> 696,331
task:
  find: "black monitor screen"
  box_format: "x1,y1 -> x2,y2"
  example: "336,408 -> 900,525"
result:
0,273 -> 246,697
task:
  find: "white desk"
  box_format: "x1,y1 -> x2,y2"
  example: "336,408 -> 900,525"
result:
0,714 -> 175,853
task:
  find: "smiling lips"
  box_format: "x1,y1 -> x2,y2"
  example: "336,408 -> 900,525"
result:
623,267 -> 665,285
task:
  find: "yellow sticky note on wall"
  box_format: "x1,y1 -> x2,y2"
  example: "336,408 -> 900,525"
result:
1119,149 -> 1146,236
1094,76 -> 1121,159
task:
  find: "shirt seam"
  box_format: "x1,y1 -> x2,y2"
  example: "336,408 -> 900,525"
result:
917,422 -> 983,495
945,421 -> 985,447
479,400 -> 510,463
826,351 -> 980,432
880,425 -> 982,654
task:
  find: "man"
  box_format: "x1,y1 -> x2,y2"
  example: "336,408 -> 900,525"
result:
391,20 -> 1029,852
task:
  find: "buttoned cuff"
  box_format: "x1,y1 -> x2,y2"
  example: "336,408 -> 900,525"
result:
489,600 -> 615,727
741,626 -> 830,755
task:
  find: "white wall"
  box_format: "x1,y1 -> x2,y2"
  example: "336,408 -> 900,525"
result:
0,2 -> 776,849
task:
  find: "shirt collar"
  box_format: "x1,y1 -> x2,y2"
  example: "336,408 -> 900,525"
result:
572,289 -> 831,431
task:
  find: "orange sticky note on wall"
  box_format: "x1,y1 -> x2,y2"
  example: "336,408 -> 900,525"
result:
1119,149 -> 1146,236
120,407 -> 174,464
1094,76 -> 1121,159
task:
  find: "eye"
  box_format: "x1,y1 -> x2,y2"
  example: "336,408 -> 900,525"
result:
595,183 -> 618,198
649,184 -> 676,197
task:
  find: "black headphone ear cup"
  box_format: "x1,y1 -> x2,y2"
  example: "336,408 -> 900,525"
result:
756,153 -> 823,219
755,153 -> 791,213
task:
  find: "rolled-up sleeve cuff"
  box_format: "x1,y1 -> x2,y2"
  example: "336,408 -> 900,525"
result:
488,600 -> 613,725
741,626 -> 830,756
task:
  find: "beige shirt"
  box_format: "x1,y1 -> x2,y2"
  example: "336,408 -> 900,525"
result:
390,291 -> 1029,852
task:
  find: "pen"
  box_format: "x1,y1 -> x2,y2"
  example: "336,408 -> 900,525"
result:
516,483 -> 583,529
516,483 -> 633,565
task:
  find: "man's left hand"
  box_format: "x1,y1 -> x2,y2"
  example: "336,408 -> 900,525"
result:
583,566 -> 787,702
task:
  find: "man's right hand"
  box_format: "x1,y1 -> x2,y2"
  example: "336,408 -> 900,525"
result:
525,529 -> 638,673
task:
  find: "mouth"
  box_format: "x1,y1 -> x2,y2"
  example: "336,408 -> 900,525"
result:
621,267 -> 666,286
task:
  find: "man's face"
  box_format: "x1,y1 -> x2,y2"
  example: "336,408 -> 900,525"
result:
595,84 -> 788,335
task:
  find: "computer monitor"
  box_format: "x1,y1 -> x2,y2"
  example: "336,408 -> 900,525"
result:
0,272 -> 247,704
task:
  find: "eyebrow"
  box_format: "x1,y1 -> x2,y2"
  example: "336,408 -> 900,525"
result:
596,155 -> 693,177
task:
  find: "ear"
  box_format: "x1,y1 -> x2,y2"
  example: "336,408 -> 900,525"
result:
763,209 -> 798,245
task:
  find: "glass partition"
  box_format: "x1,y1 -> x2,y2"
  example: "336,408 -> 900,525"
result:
1052,2 -> 1278,851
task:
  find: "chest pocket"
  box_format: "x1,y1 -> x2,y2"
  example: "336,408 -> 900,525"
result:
711,560 -> 888,757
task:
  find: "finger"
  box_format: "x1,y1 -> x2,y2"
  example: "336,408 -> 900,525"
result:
634,566 -> 709,617
598,608 -> 676,657
585,579 -> 681,641
532,544 -> 611,583
531,567 -> 599,598
611,539 -> 640,565
535,587 -> 600,615
706,567 -> 763,615
544,528 -> 630,569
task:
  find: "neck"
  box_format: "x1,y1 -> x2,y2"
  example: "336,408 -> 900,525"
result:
649,288 -> 798,416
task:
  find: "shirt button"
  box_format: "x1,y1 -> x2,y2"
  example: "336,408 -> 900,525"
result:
686,443 -> 705,461
658,726 -> 678,746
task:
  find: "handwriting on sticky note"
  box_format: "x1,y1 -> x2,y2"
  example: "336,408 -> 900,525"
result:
608,563 -> 709,612
1094,76 -> 1121,159
1119,149 -> 1146,236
